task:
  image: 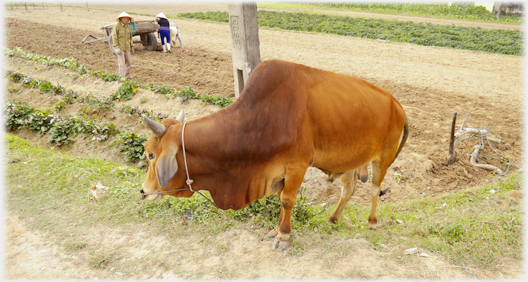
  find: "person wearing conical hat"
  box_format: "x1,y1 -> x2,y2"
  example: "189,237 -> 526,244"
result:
155,12 -> 172,53
112,11 -> 135,78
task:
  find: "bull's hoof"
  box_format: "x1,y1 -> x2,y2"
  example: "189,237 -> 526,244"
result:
271,238 -> 290,251
264,229 -> 278,240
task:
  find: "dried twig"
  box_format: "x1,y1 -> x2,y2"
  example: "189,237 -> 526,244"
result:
447,111 -> 457,165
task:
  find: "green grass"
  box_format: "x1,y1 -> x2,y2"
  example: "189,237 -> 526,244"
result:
178,11 -> 523,56
257,2 -> 524,23
5,134 -> 523,272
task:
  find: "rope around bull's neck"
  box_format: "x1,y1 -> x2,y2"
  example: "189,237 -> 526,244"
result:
181,122 -> 195,192
142,122 -> 263,237
180,122 -> 262,237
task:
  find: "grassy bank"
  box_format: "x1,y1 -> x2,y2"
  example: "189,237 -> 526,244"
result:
5,134 -> 523,272
178,10 -> 523,56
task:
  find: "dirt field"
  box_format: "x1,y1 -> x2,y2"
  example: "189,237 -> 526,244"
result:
4,3 -> 524,279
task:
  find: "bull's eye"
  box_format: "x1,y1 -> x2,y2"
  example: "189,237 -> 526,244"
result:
148,153 -> 155,160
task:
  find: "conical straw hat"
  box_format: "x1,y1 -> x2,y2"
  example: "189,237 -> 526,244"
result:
156,12 -> 167,19
116,11 -> 134,22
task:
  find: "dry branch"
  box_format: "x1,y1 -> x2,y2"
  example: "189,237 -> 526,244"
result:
469,145 -> 503,174
447,111 -> 457,165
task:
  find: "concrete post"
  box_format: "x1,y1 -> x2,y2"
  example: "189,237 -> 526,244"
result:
228,3 -> 261,99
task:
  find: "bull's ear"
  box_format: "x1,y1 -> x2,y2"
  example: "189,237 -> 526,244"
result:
176,109 -> 185,123
155,146 -> 178,188
144,115 -> 167,137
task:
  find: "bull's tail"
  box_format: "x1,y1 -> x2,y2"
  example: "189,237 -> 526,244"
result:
391,116 -> 409,166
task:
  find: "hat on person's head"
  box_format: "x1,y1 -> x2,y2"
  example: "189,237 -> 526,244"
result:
116,11 -> 134,22
156,12 -> 167,19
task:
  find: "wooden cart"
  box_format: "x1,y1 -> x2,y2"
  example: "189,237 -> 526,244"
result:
81,20 -> 159,55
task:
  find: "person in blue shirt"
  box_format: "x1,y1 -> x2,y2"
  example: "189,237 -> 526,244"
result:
156,12 -> 171,53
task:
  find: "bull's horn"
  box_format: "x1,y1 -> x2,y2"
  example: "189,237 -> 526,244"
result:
144,116 -> 166,137
176,109 -> 185,123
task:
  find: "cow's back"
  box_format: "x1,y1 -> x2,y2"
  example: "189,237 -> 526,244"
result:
242,60 -> 406,172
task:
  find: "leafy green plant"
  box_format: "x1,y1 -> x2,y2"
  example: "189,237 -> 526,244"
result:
114,131 -> 150,165
46,115 -> 78,146
178,86 -> 198,102
3,99 -> 35,131
91,122 -> 119,141
147,83 -> 175,95
110,80 -> 140,101
95,68 -> 123,82
38,80 -> 53,93
26,109 -> 55,135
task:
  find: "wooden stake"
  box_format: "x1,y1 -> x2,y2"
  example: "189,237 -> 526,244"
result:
447,111 -> 457,165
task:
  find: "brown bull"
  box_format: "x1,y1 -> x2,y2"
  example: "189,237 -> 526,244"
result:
140,59 -> 408,251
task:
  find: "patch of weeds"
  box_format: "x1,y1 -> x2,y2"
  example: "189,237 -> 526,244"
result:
65,242 -> 88,251
63,90 -> 79,104
215,243 -> 229,255
139,97 -> 148,104
224,187 -> 320,229
88,250 -> 120,269
6,70 -> 24,83
53,101 -> 67,112
7,85 -> 21,93
78,94 -> 115,112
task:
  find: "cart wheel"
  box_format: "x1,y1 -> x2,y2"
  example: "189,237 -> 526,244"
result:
142,32 -> 158,51
108,36 -> 118,55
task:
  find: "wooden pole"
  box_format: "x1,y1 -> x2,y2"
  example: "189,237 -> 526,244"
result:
25,2 -> 28,11
447,111 -> 457,165
228,3 -> 261,99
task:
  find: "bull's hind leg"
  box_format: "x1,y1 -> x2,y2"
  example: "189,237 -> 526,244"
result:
328,170 -> 357,223
368,160 -> 390,229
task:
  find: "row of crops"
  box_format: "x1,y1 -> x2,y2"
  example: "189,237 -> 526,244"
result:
177,10 -> 523,56
262,3 -> 523,23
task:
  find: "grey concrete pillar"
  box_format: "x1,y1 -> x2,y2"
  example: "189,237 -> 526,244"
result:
228,3 -> 261,99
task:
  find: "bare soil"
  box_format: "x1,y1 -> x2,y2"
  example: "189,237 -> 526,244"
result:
4,3 -> 524,279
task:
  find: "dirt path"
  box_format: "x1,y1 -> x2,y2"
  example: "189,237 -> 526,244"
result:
4,3 -> 524,279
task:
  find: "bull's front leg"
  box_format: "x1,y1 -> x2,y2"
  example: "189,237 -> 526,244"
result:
264,190 -> 282,240
270,168 -> 306,251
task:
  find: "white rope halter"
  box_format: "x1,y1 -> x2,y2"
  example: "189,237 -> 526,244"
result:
181,122 -> 194,192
